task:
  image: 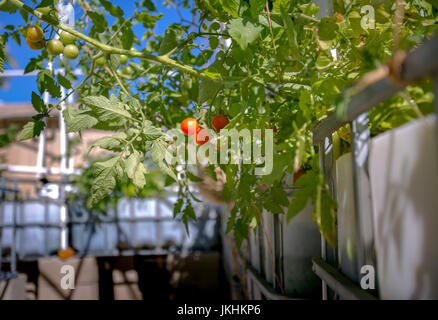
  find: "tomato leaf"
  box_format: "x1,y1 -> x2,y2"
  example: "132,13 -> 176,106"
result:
228,17 -> 263,50
18,120 -> 45,141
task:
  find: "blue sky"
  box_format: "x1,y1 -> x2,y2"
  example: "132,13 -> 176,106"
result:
0,0 -> 194,103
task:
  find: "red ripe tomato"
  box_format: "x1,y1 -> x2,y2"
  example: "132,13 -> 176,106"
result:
211,114 -> 229,132
195,128 -> 209,145
181,117 -> 199,135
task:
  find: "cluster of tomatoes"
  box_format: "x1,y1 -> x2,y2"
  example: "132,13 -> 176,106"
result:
180,114 -> 229,145
26,24 -> 79,60
26,7 -> 79,60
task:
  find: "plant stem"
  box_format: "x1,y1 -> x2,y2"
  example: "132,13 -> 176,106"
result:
109,63 -> 132,98
265,1 -> 282,84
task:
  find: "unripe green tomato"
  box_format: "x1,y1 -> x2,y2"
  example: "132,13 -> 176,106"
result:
59,31 -> 76,44
122,65 -> 133,75
96,57 -> 106,67
47,39 -> 64,56
63,44 -> 79,59
119,54 -> 128,64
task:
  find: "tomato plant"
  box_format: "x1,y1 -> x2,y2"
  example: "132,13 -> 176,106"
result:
1,0 -> 436,248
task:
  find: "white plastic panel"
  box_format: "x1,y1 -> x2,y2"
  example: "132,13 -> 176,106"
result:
369,115 -> 438,299
335,153 -> 360,283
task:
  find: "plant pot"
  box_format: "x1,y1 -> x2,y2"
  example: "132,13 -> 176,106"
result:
369,115 -> 438,299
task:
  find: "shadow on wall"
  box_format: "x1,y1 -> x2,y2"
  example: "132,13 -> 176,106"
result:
370,115 -> 438,299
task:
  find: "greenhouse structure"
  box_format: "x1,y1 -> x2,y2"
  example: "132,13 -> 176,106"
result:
0,0 -> 438,307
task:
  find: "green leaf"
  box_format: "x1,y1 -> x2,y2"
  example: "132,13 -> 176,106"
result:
273,0 -> 292,13
63,105 -> 98,133
36,0 -> 55,8
24,57 -> 44,74
249,0 -> 266,18
208,36 -> 219,49
37,70 -> 61,98
125,150 -> 147,189
0,1 -> 18,13
18,120 -> 45,141
99,0 -> 124,18
318,17 -> 339,41
121,23 -> 134,50
89,132 -> 126,152
158,28 -> 177,55
142,0 -> 156,11
31,91 -> 47,114
88,156 -> 121,208
260,153 -> 288,186
287,187 -> 311,222
281,7 -> 300,60
143,121 -> 163,140
82,95 -> 133,122
219,0 -> 239,17
0,40 -> 4,73
228,17 -> 263,50
183,201 -> 197,220
58,74 -> 72,89
87,11 -> 108,33
198,78 -> 221,104
136,11 -> 163,29
426,0 -> 438,9
186,171 -> 203,182
173,197 -> 184,218
151,138 -> 177,181
182,200 -> 196,234
319,188 -> 337,248
272,186 -> 289,207
264,199 -> 284,214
